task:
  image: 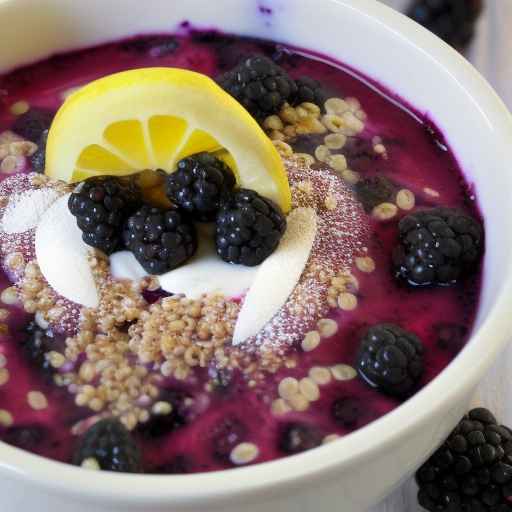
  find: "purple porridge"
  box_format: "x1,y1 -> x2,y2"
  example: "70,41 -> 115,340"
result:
0,32 -> 483,474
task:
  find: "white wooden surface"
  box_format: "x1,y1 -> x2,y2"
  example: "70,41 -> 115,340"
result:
373,2 -> 512,510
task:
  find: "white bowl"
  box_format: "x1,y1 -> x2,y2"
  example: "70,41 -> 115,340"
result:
1,0 -> 512,511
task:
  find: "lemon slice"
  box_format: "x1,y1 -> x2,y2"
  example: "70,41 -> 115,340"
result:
45,67 -> 291,212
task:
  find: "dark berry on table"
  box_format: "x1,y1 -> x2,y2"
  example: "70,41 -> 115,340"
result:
408,0 -> 484,51
279,423 -> 321,454
123,205 -> 197,274
355,176 -> 395,213
393,207 -> 484,287
416,407 -> 512,511
68,176 -> 141,255
332,397 -> 363,428
165,152 -> 236,221
217,55 -> 298,120
72,418 -> 142,473
215,188 -> 286,266
292,76 -> 328,108
357,323 -> 425,397
3,425 -> 47,449
30,129 -> 48,173
22,321 -> 56,375
12,107 -> 54,143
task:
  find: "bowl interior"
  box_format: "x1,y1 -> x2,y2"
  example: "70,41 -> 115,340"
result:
0,0 -> 511,503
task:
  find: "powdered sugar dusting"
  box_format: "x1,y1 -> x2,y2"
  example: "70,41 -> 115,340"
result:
2,188 -> 60,234
244,158 -> 369,350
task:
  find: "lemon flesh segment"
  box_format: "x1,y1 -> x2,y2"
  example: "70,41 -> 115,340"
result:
45,67 -> 291,212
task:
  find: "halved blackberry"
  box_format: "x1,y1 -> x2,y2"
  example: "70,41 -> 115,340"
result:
217,55 -> 297,120
123,205 -> 197,274
12,107 -> 54,143
357,323 -> 425,397
408,0 -> 484,51
215,188 -> 286,266
292,77 -> 327,108
416,408 -> 512,511
393,207 -> 484,287
354,176 -> 395,213
68,176 -> 141,254
165,152 -> 236,221
72,418 -> 142,473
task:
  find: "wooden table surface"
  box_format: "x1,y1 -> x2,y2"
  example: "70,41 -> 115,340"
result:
373,2 -> 511,510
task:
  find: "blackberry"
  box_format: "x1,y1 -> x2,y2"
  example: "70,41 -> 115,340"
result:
355,176 -> 395,213
12,107 -> 54,143
123,205 -> 197,274
393,207 -> 484,287
408,0 -> 484,51
416,408 -> 512,511
30,129 -> 48,173
22,321 -> 56,375
279,423 -> 321,454
73,418 -> 142,473
357,323 -> 425,397
215,188 -> 286,266
165,152 -> 236,221
68,177 -> 141,255
217,55 -> 297,120
292,76 -> 327,108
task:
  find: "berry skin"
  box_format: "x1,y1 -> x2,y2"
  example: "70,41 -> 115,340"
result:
217,55 -> 298,120
408,0 -> 484,51
215,188 -> 286,266
22,321 -> 56,376
393,207 -> 484,287
357,323 -> 425,397
292,76 -> 327,108
30,129 -> 48,173
12,108 -> 54,143
416,408 -> 512,512
123,205 -> 197,274
165,152 -> 236,221
73,418 -> 142,473
68,177 -> 141,255
279,423 -> 321,454
355,176 -> 394,213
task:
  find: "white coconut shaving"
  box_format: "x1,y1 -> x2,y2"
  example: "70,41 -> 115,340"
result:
35,193 -> 99,308
111,224 -> 259,299
2,188 -> 60,234
233,207 -> 317,345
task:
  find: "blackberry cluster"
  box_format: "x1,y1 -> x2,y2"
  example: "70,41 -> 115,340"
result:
72,418 -> 142,473
165,152 -> 236,221
416,408 -> 512,511
68,177 -> 141,254
293,76 -> 327,108
123,205 -> 197,274
393,207 -> 484,287
357,323 -> 425,397
215,188 -> 286,266
408,0 -> 484,51
218,55 -> 298,120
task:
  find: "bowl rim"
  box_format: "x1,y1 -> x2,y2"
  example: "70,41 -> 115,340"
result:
1,0 -> 512,505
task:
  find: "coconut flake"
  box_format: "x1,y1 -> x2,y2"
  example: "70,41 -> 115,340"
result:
233,207 -> 317,345
35,193 -> 99,308
2,188 -> 60,234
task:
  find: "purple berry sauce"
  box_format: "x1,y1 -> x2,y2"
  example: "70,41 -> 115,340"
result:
0,31 -> 482,473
